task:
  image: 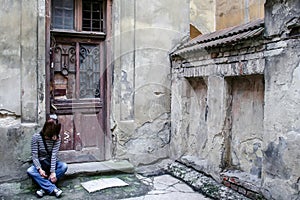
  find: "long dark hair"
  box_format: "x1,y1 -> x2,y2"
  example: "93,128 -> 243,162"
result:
41,119 -> 61,140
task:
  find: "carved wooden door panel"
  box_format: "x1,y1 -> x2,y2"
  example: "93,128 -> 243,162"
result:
50,39 -> 105,163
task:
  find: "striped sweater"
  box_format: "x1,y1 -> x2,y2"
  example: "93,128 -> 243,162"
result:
31,132 -> 61,173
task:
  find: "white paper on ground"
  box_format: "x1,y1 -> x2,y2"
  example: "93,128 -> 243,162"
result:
81,177 -> 129,193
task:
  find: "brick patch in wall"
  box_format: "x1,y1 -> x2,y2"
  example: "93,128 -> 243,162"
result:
221,174 -> 265,200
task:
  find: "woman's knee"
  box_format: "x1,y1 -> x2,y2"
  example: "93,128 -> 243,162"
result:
58,161 -> 68,172
62,162 -> 68,172
27,166 -> 36,176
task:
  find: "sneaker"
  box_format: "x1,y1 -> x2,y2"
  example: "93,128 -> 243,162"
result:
36,189 -> 45,197
53,188 -> 62,197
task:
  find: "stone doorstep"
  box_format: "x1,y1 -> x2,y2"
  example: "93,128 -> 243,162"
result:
65,160 -> 135,177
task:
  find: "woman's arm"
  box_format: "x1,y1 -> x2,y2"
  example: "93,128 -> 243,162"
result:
50,138 -> 61,173
49,138 -> 61,183
31,134 -> 41,170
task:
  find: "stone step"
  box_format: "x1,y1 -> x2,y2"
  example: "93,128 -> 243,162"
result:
65,160 -> 135,177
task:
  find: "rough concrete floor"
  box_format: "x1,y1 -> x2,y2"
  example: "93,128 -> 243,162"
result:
0,173 -> 210,200
1,174 -> 148,200
0,160 -> 256,200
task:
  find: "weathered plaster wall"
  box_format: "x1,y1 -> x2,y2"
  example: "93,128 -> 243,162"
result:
170,37 -> 265,182
0,0 -> 45,182
171,1 -> 300,198
0,118 -> 36,182
229,75 -> 264,178
0,1 -> 22,116
170,77 -> 208,160
216,0 -> 265,30
190,0 -> 216,34
186,78 -> 208,157
263,38 -> 300,200
262,0 -> 300,199
112,0 -> 190,166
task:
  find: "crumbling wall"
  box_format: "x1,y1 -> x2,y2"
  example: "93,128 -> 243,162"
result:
171,0 -> 300,199
170,77 -> 208,159
170,35 -> 266,183
262,1 -> 300,199
0,118 -> 36,182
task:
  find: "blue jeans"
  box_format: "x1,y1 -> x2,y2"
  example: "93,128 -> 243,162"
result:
27,161 -> 68,194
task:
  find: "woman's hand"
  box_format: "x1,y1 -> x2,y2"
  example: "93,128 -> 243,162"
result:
49,172 -> 57,183
39,168 -> 48,178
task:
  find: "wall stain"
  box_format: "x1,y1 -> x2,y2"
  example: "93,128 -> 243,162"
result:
264,137 -> 291,180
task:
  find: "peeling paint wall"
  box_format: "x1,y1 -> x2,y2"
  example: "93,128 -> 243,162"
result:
170,77 -> 208,159
112,0 -> 190,166
186,78 -> 208,157
262,40 -> 300,199
262,1 -> 300,199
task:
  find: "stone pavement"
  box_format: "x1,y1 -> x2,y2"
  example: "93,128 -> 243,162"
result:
0,174 -> 210,200
0,160 -> 252,200
120,174 -> 210,200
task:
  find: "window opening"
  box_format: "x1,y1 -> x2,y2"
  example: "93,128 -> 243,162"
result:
52,0 -> 74,30
82,0 -> 104,32
51,0 -> 105,33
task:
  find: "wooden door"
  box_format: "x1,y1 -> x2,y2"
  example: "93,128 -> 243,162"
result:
49,37 -> 106,163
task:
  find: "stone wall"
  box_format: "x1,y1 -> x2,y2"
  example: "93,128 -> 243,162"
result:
111,0 -> 190,166
0,0 -> 45,182
0,118 -> 36,182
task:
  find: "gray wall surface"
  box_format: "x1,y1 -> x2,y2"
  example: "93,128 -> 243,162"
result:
0,0 -> 45,182
262,0 -> 300,199
111,0 -> 190,166
170,35 -> 266,182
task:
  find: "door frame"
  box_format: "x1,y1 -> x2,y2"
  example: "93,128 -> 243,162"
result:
45,0 -> 113,161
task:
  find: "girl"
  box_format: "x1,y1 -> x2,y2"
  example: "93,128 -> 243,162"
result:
27,115 -> 68,198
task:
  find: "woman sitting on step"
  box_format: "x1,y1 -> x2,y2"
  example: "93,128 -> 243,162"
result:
27,114 -> 68,198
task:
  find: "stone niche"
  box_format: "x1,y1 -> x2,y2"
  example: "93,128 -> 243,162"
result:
185,77 -> 208,157
171,74 -> 265,199
225,75 -> 264,178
